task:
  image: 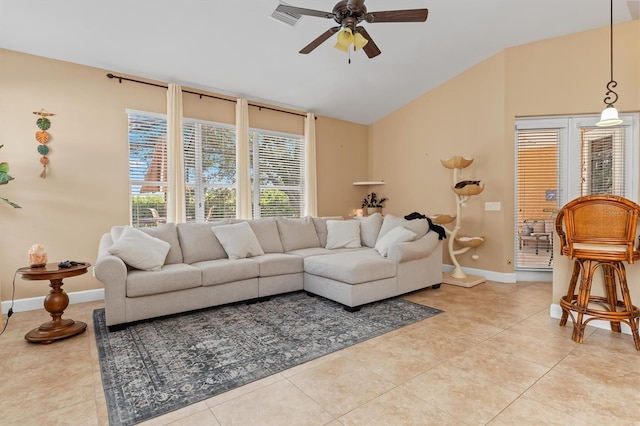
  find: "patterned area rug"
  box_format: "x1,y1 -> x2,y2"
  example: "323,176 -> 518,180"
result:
94,291 -> 442,425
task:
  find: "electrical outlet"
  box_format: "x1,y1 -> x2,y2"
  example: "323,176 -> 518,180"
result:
485,202 -> 501,211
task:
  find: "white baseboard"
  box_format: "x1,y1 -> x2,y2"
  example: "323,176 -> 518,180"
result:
550,303 -> 632,335
1,289 -> 104,314
442,264 -> 517,283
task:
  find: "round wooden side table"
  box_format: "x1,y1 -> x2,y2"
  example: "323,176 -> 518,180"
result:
18,262 -> 91,344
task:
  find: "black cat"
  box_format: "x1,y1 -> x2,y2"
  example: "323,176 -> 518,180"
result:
454,180 -> 481,189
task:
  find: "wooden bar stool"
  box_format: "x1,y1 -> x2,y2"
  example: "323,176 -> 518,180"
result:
555,195 -> 640,350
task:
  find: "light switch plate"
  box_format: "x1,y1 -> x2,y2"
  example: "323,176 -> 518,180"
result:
485,202 -> 501,211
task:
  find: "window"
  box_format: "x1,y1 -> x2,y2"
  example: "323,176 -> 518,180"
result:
128,110 -> 237,226
580,127 -> 624,196
183,120 -> 236,222
128,111 -> 168,227
250,129 -> 304,218
128,110 -> 306,225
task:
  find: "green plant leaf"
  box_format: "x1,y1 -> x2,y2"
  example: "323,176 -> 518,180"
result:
0,161 -> 8,173
0,171 -> 14,186
1,197 -> 21,208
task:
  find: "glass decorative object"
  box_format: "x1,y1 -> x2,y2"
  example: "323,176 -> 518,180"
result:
28,244 -> 48,268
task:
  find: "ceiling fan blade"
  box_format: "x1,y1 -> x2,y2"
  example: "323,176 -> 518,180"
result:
275,4 -> 334,19
299,26 -> 340,54
355,27 -> 381,58
365,9 -> 428,23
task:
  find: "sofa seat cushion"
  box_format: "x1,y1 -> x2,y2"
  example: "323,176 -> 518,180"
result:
251,253 -> 303,277
287,247 -> 368,257
195,258 -> 260,286
126,263 -> 202,297
304,251 -> 396,285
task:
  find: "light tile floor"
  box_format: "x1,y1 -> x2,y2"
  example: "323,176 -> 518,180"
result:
1,281 -> 639,425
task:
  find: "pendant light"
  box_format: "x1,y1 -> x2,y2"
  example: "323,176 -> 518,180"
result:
596,0 -> 623,127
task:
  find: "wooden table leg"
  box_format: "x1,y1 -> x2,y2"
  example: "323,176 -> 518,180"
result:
25,278 -> 87,344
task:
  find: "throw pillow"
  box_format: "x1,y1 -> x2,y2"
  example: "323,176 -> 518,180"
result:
374,225 -> 417,257
377,214 -> 429,242
211,222 -> 265,260
139,223 -> 183,264
355,212 -> 383,247
229,218 -> 284,253
107,226 -> 171,271
312,216 -> 344,247
276,216 -> 321,252
111,223 -> 182,261
325,220 -> 362,249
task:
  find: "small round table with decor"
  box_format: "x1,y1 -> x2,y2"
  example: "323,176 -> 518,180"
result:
18,262 -> 90,344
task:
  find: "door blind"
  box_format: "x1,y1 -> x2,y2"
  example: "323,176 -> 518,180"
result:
516,128 -> 559,268
580,126 -> 625,197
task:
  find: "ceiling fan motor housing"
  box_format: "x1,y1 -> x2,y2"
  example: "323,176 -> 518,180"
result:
334,0 -> 367,28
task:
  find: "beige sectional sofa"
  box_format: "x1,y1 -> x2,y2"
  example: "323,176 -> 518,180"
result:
94,213 -> 443,329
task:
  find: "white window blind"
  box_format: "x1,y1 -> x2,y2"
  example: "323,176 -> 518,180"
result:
128,111 -> 168,227
580,126 -> 625,196
183,120 -> 237,222
250,129 -> 304,218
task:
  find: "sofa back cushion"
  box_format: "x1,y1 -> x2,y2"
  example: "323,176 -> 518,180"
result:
312,216 -> 344,247
111,223 -> 183,265
230,218 -> 284,253
354,213 -> 383,247
177,221 -> 229,264
377,214 -> 429,242
276,216 -> 321,252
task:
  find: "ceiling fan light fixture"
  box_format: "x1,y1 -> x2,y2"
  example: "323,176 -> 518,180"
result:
353,32 -> 368,50
334,27 -> 354,52
596,106 -> 623,127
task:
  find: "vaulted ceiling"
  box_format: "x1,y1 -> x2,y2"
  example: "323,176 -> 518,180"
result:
1,0 -> 638,124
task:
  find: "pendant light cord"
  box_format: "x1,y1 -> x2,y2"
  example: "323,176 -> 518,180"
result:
603,0 -> 618,107
609,0 -> 613,83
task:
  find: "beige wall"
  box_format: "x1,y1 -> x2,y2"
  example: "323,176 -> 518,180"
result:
369,21 -> 640,304
3,21 -> 639,307
0,49 -> 368,302
369,51 -> 509,271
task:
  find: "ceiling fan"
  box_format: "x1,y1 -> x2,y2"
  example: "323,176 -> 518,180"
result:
276,0 -> 428,59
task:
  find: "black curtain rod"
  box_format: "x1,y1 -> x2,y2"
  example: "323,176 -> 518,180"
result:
106,73 -> 309,118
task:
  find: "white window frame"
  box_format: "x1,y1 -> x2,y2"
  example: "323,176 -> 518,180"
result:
249,128 -> 305,219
